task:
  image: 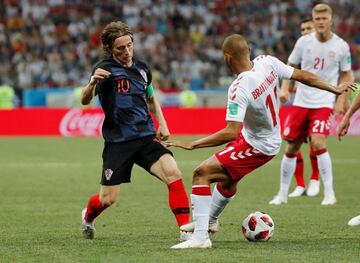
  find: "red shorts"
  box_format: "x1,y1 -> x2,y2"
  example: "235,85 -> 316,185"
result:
282,106 -> 332,142
215,134 -> 275,181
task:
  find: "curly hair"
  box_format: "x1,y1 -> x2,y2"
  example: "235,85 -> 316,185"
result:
101,21 -> 133,55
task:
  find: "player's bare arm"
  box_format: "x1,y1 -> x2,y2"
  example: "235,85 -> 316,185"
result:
81,68 -> 111,105
166,121 -> 242,150
338,89 -> 360,140
334,70 -> 354,117
291,68 -> 356,95
147,95 -> 170,141
280,62 -> 298,103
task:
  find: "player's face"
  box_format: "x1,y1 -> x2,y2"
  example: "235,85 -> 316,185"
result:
112,35 -> 134,67
313,12 -> 332,35
300,21 -> 314,35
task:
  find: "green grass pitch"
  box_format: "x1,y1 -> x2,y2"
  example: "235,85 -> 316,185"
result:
0,136 -> 359,263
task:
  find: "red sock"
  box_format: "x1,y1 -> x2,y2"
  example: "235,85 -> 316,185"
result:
168,179 -> 190,227
294,152 -> 305,187
309,146 -> 319,180
85,194 -> 108,222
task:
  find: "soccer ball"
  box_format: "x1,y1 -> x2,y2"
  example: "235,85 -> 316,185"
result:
241,211 -> 274,242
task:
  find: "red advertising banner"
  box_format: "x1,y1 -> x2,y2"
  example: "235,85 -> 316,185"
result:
0,107 -> 359,136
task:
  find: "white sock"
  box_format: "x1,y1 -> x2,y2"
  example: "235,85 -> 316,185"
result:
191,187 -> 212,240
209,184 -> 235,224
317,151 -> 335,197
279,154 -> 296,197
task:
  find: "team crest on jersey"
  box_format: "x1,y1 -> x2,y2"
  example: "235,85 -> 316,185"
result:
328,51 -> 336,59
139,69 -> 148,83
104,169 -> 113,180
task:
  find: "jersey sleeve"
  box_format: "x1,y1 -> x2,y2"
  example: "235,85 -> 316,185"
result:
288,37 -> 303,65
340,42 -> 352,72
225,85 -> 248,123
267,55 -> 294,80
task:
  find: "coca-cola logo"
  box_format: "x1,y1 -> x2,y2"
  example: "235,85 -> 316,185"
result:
60,108 -> 104,137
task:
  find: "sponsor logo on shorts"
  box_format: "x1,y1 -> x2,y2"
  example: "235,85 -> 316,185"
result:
104,169 -> 113,180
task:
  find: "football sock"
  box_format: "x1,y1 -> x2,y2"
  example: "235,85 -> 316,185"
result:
309,147 -> 320,180
191,185 -> 212,241
294,152 -> 305,187
168,179 -> 190,227
316,149 -> 335,197
279,153 -> 297,197
85,194 -> 108,222
209,183 -> 236,224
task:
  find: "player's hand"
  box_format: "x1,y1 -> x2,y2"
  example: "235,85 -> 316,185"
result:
91,68 -> 111,84
157,125 -> 170,141
337,116 -> 350,141
165,140 -> 194,150
334,82 -> 357,95
279,88 -> 291,103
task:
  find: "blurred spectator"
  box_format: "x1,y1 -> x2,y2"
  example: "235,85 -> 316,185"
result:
1,0 -> 359,96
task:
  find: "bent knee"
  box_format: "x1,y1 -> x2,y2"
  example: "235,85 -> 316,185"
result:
193,165 -> 208,184
100,195 -> 117,207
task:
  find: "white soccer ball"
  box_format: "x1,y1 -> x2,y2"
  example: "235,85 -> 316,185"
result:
241,211 -> 274,242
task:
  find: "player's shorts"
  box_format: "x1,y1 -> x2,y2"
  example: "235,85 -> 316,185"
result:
101,135 -> 173,185
282,106 -> 332,142
215,134 -> 275,181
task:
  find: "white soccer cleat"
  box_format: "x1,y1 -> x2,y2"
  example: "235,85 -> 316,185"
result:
171,237 -> 212,249
348,215 -> 360,226
179,230 -> 192,241
306,179 -> 320,197
180,220 -> 220,234
321,195 -> 336,205
288,186 -> 306,197
269,194 -> 288,205
81,208 -> 96,239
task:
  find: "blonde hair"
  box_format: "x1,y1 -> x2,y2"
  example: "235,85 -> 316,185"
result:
312,3 -> 332,16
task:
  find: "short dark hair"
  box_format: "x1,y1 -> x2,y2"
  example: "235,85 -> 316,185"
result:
301,16 -> 312,24
101,21 -> 133,55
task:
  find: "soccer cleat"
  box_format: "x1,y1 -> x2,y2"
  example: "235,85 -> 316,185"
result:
180,220 -> 220,234
269,194 -> 288,205
179,230 -> 192,241
81,208 -> 96,239
288,186 -> 306,197
348,215 -> 360,226
306,179 -> 320,197
321,195 -> 336,205
171,237 -> 212,249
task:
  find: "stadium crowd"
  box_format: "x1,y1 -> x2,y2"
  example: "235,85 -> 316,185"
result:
0,0 -> 359,94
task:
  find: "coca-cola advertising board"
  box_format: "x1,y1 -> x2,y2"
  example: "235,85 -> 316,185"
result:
0,107 -> 360,136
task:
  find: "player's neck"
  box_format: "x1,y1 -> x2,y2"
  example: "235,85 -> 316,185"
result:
236,61 -> 253,75
113,57 -> 133,67
316,31 -> 333,42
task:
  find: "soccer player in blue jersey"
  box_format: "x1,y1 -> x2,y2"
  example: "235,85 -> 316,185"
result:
80,21 -> 190,241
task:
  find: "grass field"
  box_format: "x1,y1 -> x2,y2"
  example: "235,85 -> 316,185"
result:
0,136 -> 360,263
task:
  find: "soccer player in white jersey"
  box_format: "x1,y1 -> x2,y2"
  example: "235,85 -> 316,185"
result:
285,17 -> 320,198
269,3 -> 354,206
338,91 -> 360,226
166,34 -> 354,249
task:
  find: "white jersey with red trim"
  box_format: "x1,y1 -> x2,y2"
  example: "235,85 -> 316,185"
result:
289,32 -> 351,109
225,55 -> 294,155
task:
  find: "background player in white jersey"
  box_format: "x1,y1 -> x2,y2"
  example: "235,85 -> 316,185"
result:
166,34 -> 354,249
284,17 -> 320,198
338,90 -> 360,226
270,3 -> 354,206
